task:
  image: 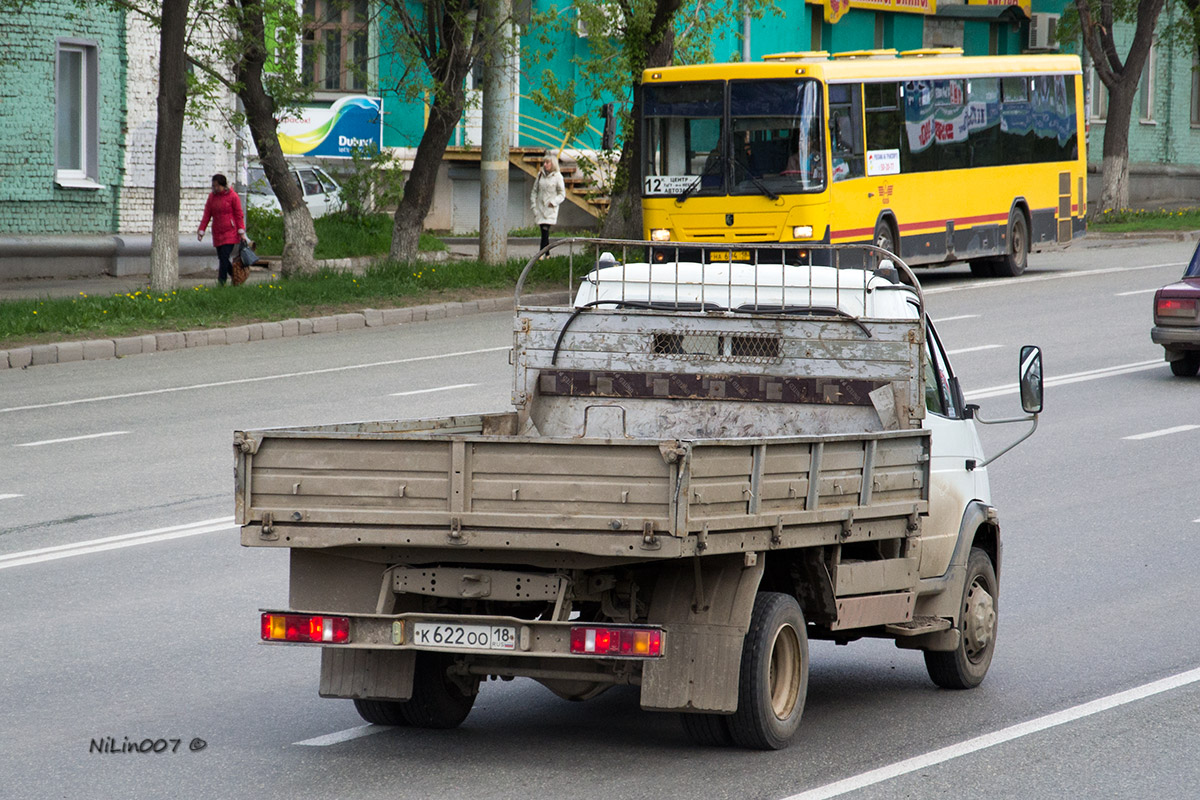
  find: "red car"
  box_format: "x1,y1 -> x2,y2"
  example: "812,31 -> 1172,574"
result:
1152,245 -> 1200,376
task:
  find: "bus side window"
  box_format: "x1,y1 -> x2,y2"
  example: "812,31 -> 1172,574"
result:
828,84 -> 864,181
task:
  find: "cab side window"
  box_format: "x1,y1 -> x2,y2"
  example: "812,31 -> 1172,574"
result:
924,325 -> 958,418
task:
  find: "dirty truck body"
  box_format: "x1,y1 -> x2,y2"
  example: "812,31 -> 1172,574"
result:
239,242 -> 1009,749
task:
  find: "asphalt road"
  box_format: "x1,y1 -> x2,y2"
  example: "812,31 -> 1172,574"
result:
2,238 -> 1198,800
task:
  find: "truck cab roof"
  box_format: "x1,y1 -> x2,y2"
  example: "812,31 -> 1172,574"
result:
572,260 -> 919,321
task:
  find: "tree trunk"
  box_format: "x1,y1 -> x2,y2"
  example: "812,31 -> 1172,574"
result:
149,0 -> 190,293
232,0 -> 318,275
1099,83 -> 1136,212
388,7 -> 474,263
598,1 -> 679,241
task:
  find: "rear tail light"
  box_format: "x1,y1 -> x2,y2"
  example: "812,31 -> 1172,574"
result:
1157,297 -> 1198,318
261,613 -> 350,644
570,626 -> 663,657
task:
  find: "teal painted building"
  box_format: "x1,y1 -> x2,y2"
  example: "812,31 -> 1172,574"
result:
0,3 -> 127,236
371,1 -> 1034,155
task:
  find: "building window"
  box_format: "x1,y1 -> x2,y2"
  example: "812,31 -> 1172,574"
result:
810,7 -> 822,50
55,40 -> 99,185
1192,51 -> 1200,126
874,13 -> 885,49
1088,70 -> 1108,121
1139,43 -> 1155,122
303,0 -> 369,92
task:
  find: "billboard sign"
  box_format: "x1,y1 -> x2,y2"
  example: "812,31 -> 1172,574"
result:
275,96 -> 383,159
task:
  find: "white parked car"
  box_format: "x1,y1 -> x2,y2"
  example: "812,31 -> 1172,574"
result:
245,164 -> 342,218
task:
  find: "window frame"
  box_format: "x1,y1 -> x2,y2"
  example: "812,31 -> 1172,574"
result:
302,0 -> 371,94
54,38 -> 100,187
1088,69 -> 1108,122
1139,42 -> 1156,123
1192,51 -> 1200,127
924,323 -> 960,420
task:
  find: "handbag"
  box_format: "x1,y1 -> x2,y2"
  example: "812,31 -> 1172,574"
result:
237,241 -> 259,267
230,239 -> 256,286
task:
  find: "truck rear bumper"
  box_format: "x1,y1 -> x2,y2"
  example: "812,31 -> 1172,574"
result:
260,609 -> 666,661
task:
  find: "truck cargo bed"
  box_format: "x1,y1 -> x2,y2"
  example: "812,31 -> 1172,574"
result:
237,412 -> 929,559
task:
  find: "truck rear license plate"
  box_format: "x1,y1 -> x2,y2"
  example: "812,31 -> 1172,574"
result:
411,623 -> 517,651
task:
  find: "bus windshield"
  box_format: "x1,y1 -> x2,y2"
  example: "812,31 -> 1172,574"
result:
643,82 -> 726,198
729,79 -> 825,195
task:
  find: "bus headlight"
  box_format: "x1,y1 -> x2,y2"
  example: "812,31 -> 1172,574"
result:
650,228 -> 672,242
793,225 -> 814,239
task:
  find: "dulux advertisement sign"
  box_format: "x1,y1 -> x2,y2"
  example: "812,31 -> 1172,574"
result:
274,96 -> 383,159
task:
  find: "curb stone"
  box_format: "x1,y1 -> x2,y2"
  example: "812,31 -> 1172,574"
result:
2,291 -> 568,371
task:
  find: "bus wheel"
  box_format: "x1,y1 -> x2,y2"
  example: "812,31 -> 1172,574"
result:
728,592 -> 809,750
924,547 -> 998,690
992,211 -> 1029,278
874,219 -> 898,257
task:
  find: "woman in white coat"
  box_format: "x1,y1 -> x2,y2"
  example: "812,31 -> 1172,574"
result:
530,155 -> 567,254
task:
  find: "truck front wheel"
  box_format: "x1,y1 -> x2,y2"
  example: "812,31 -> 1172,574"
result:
401,652 -> 476,729
924,547 -> 998,689
728,592 -> 809,750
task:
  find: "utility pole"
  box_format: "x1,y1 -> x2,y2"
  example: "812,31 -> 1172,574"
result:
479,0 -> 513,265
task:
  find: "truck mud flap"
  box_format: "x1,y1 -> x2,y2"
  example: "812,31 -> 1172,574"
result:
640,553 -> 765,713
320,647 -> 415,701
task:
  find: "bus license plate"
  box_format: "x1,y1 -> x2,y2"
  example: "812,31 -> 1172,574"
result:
411,623 -> 517,651
709,250 -> 750,262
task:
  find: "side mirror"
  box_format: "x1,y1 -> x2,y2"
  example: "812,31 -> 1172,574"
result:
1019,345 -> 1043,414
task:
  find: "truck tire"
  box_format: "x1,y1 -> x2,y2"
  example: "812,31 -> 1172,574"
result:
401,652 -> 476,729
924,547 -> 998,690
727,592 -> 809,750
353,698 -> 411,726
679,712 -> 733,747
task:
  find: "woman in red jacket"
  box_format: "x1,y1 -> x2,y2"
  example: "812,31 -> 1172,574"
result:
197,173 -> 248,286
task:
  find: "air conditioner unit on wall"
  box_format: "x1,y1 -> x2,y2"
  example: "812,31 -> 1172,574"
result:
1029,13 -> 1060,51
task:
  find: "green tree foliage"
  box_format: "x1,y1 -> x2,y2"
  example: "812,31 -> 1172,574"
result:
527,0 -> 775,239
1059,0 -> 1165,211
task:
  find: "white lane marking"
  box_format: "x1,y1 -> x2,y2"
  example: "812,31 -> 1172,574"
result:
0,346 -> 512,415
781,665 -> 1200,800
0,493 -> 23,500
931,314 -> 980,322
966,359 -> 1162,400
0,516 -> 235,570
391,382 -> 478,397
14,430 -> 129,448
925,261 -> 1186,295
294,724 -> 395,747
945,344 -> 1001,356
1115,288 -> 1160,297
1123,424 -> 1200,441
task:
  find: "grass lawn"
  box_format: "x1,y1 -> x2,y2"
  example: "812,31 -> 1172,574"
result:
1089,207 -> 1200,233
248,210 -> 446,259
0,256 -> 573,349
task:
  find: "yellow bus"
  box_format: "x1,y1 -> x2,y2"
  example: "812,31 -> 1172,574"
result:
640,50 -> 1086,277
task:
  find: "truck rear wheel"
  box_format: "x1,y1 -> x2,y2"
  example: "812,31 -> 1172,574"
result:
679,712 -> 733,746
924,547 -> 998,689
401,652 -> 476,729
728,592 -> 809,750
353,698 -> 411,726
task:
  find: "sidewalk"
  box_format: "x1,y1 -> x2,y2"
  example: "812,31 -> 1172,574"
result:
0,238 -> 549,302
0,239 -> 566,371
